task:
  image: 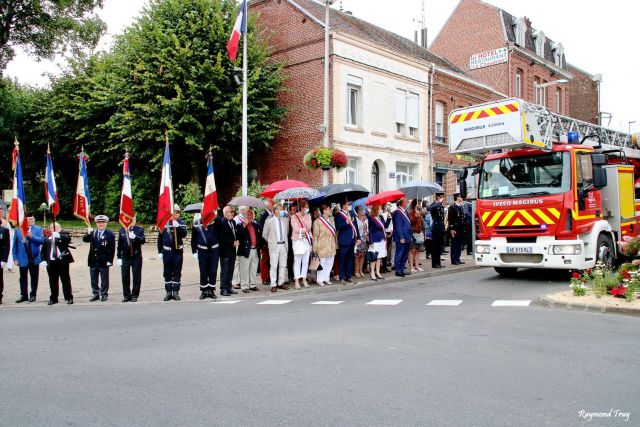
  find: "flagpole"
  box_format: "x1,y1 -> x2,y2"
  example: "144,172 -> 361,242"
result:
241,13 -> 248,197
165,129 -> 178,248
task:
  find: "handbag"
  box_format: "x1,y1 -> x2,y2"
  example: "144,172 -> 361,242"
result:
366,251 -> 379,262
292,231 -> 309,255
309,255 -> 321,271
412,232 -> 425,245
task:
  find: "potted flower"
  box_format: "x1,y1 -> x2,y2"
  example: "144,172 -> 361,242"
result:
304,147 -> 348,171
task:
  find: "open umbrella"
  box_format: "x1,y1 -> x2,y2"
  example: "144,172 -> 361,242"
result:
322,183 -> 370,204
260,179 -> 309,199
183,202 -> 203,213
228,195 -> 266,208
365,189 -> 405,206
351,195 -> 370,209
274,187 -> 320,200
399,180 -> 444,200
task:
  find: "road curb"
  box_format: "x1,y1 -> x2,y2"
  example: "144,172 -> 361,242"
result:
536,295 -> 640,317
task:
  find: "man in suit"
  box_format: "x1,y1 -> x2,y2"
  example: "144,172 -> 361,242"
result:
334,201 -> 360,285
83,215 -> 116,301
463,193 -> 473,255
258,198 -> 274,286
238,208 -> 260,293
262,203 -> 290,292
191,212 -> 220,300
0,217 -> 9,305
42,223 -> 74,305
218,205 -> 241,297
117,222 -> 146,302
157,204 -> 187,301
232,206 -> 247,289
286,204 -> 297,283
430,193 -> 446,268
392,199 -> 412,277
448,193 -> 466,265
13,212 -> 44,303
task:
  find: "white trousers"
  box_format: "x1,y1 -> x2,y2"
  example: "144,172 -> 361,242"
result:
239,248 -> 259,289
269,245 -> 287,286
294,249 -> 310,279
317,256 -> 334,283
232,256 -> 240,284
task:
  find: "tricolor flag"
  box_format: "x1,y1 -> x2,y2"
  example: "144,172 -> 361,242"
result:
73,148 -> 91,226
8,141 -> 29,236
226,0 -> 247,61
45,144 -> 60,217
156,142 -> 174,230
201,154 -> 219,226
119,152 -> 135,229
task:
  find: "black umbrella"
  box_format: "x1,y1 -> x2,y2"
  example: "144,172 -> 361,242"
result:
322,183 -> 370,204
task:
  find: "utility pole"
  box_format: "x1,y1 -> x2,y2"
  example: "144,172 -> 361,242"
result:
322,1 -> 335,187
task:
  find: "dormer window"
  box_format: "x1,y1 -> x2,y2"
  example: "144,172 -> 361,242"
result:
552,42 -> 564,67
534,30 -> 545,57
513,17 -> 526,46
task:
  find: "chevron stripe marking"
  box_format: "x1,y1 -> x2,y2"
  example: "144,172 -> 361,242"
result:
487,211 -> 503,227
533,209 -> 555,225
548,208 -> 561,219
512,218 -> 525,226
519,210 -> 539,225
499,210 -> 516,226
482,212 -> 491,222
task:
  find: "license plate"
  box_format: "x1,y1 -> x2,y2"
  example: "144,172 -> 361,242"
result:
506,247 -> 532,254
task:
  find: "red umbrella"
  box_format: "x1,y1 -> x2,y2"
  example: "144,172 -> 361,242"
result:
365,189 -> 405,206
260,179 -> 309,199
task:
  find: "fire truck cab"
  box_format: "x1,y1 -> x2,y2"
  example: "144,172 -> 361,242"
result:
448,98 -> 639,274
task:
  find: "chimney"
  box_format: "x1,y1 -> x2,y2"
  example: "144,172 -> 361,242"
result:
421,27 -> 428,48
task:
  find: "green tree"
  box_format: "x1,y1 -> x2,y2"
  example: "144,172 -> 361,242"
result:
0,0 -> 106,71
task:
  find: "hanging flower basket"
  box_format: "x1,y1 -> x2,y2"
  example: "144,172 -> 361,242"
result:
304,147 -> 348,171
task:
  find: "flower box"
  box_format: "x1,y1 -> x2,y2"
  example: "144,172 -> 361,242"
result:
304,147 -> 348,171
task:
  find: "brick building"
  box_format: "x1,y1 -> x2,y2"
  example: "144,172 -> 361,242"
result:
430,0 -> 598,123
250,0 -> 502,195
567,64 -> 601,125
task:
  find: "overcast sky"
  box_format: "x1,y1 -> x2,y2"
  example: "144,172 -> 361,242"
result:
5,0 -> 638,133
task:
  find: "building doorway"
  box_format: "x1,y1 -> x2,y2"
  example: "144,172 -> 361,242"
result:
371,161 -> 380,194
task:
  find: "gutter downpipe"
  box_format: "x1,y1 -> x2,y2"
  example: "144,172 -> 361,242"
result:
428,63 -> 435,181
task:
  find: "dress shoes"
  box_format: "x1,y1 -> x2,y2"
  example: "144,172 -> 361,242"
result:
28,297 -> 36,303
173,292 -> 181,301
210,291 -> 217,299
270,287 -> 277,293
47,300 -> 58,305
199,291 -> 207,300
232,284 -> 241,289
163,292 -> 173,301
220,290 -> 232,296
395,272 -> 405,277
249,286 -> 259,291
131,297 -> 137,302
277,284 -> 289,290
458,261 -> 466,264
15,296 -> 28,303
262,281 -> 271,286
376,275 -> 385,280
242,289 -> 250,293
122,297 -> 131,303
433,265 -> 445,268
100,295 -> 108,302
89,295 -> 100,302
228,289 -> 238,295
66,299 -> 74,305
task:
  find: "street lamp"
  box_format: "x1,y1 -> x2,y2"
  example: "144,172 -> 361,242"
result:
322,0 -> 336,187
533,79 -> 568,107
629,121 -> 637,133
533,79 -> 569,89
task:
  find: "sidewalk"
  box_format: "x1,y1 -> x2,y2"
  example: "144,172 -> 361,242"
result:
1,240 -> 481,308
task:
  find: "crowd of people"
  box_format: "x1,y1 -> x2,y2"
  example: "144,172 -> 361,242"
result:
0,193 -> 474,305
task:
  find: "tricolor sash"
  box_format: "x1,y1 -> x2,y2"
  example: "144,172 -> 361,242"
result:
339,210 -> 357,238
318,216 -> 336,240
371,215 -> 385,231
397,209 -> 410,224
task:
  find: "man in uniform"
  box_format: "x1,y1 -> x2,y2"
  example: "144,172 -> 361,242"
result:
0,208 -> 9,305
42,223 -> 74,305
258,198 -> 274,286
191,212 -> 220,300
13,212 -> 45,303
463,193 -> 473,255
157,204 -> 187,301
218,205 -> 240,297
117,221 -> 146,302
83,215 -> 116,301
448,193 -> 465,265
430,193 -> 446,268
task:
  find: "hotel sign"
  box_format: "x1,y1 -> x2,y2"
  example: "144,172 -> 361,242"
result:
469,47 -> 508,70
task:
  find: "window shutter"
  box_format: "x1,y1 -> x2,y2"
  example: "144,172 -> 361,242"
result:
395,89 -> 406,124
407,92 -> 419,129
435,102 -> 444,125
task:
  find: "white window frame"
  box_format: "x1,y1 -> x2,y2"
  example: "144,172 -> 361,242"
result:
513,18 -> 526,46
534,30 -> 545,57
515,70 -> 522,98
345,75 -> 363,128
395,162 -> 416,188
395,89 -> 420,139
345,158 -> 358,184
556,88 -> 561,114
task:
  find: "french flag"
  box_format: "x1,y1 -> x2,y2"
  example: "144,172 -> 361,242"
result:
73,148 -> 91,226
156,143 -> 174,230
227,0 -> 247,61
119,152 -> 135,229
9,143 -> 29,236
201,155 -> 219,226
45,145 -> 60,217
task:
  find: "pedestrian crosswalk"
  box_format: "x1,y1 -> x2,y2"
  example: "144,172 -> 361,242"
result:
212,298 -> 533,307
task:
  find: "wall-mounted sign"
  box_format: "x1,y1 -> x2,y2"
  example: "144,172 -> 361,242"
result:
469,47 -> 508,70
388,172 -> 396,179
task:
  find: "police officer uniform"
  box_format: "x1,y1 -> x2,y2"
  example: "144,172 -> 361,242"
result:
430,195 -> 446,268
157,205 -> 187,301
82,215 -> 116,301
42,228 -> 74,305
117,224 -> 146,302
191,214 -> 220,300
0,223 -> 10,305
448,194 -> 465,265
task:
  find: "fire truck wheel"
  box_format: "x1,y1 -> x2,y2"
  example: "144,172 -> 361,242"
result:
596,233 -> 614,267
494,267 -> 518,276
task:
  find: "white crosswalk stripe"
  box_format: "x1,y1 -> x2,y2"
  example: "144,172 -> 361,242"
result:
257,300 -> 292,305
311,301 -> 344,305
491,300 -> 531,307
427,300 -> 463,306
212,300 -> 242,304
366,299 -> 403,306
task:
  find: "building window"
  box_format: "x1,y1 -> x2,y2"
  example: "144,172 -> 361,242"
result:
552,43 -> 564,67
556,88 -> 562,114
513,17 -> 526,46
435,101 -> 445,143
346,75 -> 362,128
534,77 -> 545,106
395,162 -> 415,188
371,161 -> 380,194
515,70 -> 523,98
345,158 -> 358,184
435,171 -> 445,189
395,89 -> 420,139
534,30 -> 545,57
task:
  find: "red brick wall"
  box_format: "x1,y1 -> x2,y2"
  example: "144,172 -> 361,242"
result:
510,52 -> 568,114
567,65 -> 599,124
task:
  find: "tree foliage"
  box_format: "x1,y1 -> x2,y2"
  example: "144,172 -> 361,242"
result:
0,0 -> 106,71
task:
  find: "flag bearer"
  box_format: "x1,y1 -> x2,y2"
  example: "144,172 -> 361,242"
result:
83,215 -> 116,302
158,204 -> 187,301
191,213 -> 220,300
117,222 -> 146,302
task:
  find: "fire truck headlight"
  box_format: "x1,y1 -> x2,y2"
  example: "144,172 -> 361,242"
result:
551,244 -> 582,255
476,245 -> 491,254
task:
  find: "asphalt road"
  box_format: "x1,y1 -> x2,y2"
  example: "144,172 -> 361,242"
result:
0,268 -> 637,426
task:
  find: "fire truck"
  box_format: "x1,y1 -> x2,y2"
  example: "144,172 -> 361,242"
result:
448,98 -> 640,275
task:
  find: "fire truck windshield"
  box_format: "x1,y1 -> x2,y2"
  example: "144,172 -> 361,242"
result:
478,152 -> 570,199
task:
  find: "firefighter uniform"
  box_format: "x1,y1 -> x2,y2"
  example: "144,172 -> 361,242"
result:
191,215 -> 220,300
117,225 -> 146,302
82,215 -> 116,301
158,216 -> 187,301
448,195 -> 465,265
430,197 -> 446,268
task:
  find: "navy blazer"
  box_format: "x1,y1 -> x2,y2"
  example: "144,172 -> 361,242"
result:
217,216 -> 241,258
42,231 -> 75,264
82,229 -> 116,268
334,210 -> 360,246
191,221 -> 220,254
0,226 -> 10,263
392,209 -> 412,242
367,214 -> 391,244
117,225 -> 146,260
237,221 -> 261,258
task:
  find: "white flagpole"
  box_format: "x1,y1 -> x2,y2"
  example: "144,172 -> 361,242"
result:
241,15 -> 248,196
